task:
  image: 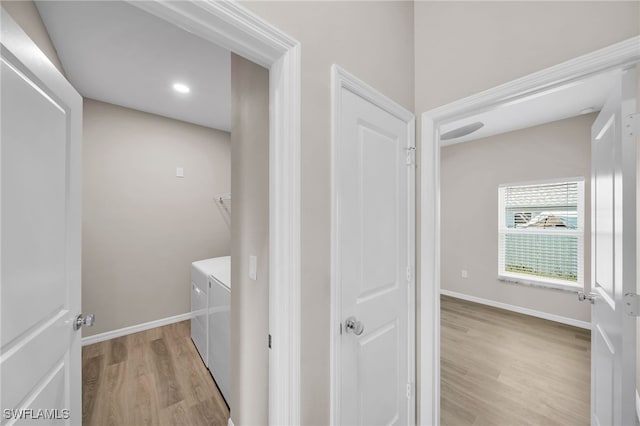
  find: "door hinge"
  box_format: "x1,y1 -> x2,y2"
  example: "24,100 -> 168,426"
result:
625,112 -> 640,137
624,293 -> 640,316
405,147 -> 415,166
406,383 -> 412,399
406,265 -> 412,283
339,322 -> 343,335
268,334 -> 272,349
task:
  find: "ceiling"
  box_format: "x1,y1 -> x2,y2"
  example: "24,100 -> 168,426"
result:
438,69 -> 621,145
36,1 -> 231,131
35,1 -> 618,141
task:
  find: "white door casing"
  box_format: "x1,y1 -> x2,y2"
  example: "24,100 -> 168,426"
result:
331,66 -> 415,426
590,68 -> 637,426
125,3 -> 301,423
0,8 -> 82,425
420,36 -> 640,425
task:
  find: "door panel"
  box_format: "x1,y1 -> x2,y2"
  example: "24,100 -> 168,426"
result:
591,68 -> 637,426
336,85 -> 413,426
1,58 -> 68,347
1,9 -> 82,425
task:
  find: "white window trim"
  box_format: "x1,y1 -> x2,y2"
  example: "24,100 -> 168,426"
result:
497,177 -> 585,291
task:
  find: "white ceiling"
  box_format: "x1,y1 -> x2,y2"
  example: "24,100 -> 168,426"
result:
439,69 -> 621,145
36,1 -> 231,131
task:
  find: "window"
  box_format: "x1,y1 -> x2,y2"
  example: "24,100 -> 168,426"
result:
498,179 -> 584,290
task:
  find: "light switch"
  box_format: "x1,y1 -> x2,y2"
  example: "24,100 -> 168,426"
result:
176,167 -> 184,177
249,255 -> 257,281
461,269 -> 468,278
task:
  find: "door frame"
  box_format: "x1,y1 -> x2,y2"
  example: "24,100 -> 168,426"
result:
126,2 -> 301,425
330,65 -> 416,425
419,35 -> 640,424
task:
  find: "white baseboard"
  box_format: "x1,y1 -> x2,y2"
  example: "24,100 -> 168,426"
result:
228,418 -> 234,426
81,312 -> 195,346
440,289 -> 591,330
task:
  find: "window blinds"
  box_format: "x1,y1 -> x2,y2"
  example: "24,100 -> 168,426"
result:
499,180 -> 583,286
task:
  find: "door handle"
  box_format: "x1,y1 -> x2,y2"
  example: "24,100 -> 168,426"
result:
578,291 -> 596,304
73,313 -> 95,331
345,316 -> 364,335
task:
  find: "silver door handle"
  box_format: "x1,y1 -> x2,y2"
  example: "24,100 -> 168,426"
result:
74,313 -> 95,331
345,316 -> 364,335
578,291 -> 596,304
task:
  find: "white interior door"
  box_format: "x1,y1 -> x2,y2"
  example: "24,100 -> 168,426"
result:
1,9 -> 83,425
333,69 -> 415,426
590,68 -> 637,426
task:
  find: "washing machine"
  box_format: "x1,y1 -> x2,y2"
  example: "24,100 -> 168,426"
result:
191,257 -> 229,366
207,257 -> 231,405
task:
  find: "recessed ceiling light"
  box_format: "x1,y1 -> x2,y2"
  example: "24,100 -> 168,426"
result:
580,107 -> 596,115
173,83 -> 190,94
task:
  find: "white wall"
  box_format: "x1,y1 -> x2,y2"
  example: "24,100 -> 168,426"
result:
441,115 -> 595,323
82,99 -> 231,336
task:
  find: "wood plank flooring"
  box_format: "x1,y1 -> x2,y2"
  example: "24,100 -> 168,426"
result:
82,321 -> 229,426
440,295 -> 591,426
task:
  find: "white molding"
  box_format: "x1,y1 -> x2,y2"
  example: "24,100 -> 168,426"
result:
440,290 -> 591,330
228,417 -> 235,426
636,389 -> 640,423
420,36 -> 640,425
268,42 -> 301,426
427,36 -> 640,130
125,2 -> 301,424
331,65 -> 415,123
330,65 -> 415,425
81,312 -> 195,346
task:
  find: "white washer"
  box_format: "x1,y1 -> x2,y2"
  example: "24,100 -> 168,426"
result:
208,257 -> 231,405
191,257 -> 230,367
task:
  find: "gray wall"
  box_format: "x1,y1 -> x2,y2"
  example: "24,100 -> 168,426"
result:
82,99 -> 231,336
637,64 -> 640,413
441,115 -> 594,323
241,3 -> 415,423
229,54 -> 270,425
414,1 -> 640,113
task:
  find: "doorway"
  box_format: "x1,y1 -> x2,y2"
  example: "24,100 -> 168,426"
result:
419,36 -> 640,424
0,1 -> 301,424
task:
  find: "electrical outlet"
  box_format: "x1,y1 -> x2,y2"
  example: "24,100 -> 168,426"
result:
176,167 -> 184,177
461,270 -> 468,278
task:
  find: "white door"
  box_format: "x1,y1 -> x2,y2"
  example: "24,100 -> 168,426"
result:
1,9 -> 83,425
333,68 -> 415,426
590,68 -> 637,426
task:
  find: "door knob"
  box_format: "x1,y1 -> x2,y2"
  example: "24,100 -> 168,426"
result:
578,291 -> 596,304
73,313 -> 95,331
345,316 -> 364,335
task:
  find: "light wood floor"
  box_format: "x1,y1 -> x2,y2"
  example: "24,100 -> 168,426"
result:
440,295 -> 591,426
82,321 -> 229,426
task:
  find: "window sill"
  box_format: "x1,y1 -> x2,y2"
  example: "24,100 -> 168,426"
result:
498,274 -> 583,293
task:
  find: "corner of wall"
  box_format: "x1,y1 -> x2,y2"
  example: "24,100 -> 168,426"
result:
2,0 -> 66,75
